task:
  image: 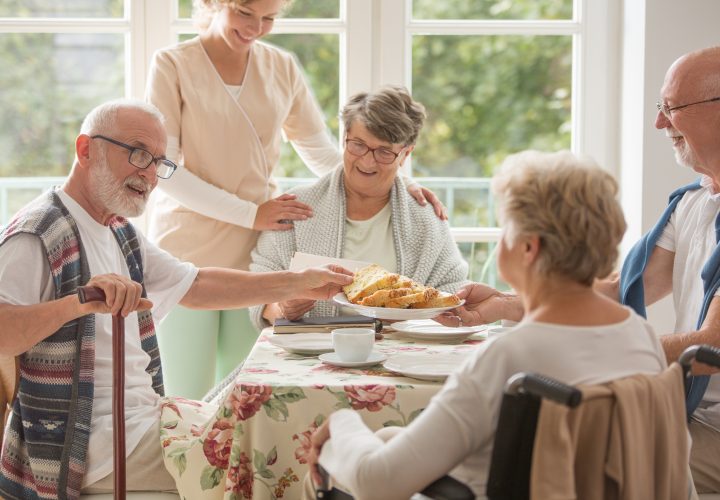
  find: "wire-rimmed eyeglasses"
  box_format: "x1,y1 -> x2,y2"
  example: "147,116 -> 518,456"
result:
345,138 -> 406,165
656,96 -> 720,119
92,135 -> 177,179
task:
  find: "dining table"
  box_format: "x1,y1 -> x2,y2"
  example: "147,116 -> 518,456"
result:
158,324 -> 486,500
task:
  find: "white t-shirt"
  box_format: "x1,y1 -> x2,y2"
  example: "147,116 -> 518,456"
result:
656,176 -> 720,428
319,310 -> 666,499
339,203 -> 397,315
0,190 -> 198,486
343,202 -> 396,273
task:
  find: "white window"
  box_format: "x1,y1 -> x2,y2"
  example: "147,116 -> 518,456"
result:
0,0 -> 616,287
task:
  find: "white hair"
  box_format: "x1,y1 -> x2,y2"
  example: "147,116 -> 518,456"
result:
80,98 -> 165,137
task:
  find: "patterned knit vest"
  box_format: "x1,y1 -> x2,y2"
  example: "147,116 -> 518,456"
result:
0,189 -> 164,500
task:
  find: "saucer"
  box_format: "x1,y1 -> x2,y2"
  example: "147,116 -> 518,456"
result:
268,334 -> 334,355
318,352 -> 387,368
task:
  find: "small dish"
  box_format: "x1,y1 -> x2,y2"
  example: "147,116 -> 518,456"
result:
268,333 -> 334,355
383,352 -> 469,381
391,319 -> 486,342
318,351 -> 387,368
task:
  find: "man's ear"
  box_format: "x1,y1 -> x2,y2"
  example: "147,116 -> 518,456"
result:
75,134 -> 92,167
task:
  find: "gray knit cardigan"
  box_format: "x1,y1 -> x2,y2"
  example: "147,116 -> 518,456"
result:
249,168 -> 469,330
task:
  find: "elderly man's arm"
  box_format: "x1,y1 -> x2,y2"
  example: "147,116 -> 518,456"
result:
0,297 -> 86,356
662,298 -> 720,374
641,246 -> 675,305
0,273 -> 152,356
595,246 -> 674,304
179,266 -> 353,310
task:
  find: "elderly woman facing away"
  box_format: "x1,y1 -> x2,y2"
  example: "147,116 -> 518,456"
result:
249,86 -> 468,329
305,151 -> 670,499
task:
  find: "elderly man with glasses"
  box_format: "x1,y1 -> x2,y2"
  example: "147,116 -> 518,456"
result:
438,46 -> 720,494
0,99 -> 353,499
249,86 -> 468,329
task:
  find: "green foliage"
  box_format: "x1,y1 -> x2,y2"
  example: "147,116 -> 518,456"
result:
412,0 -> 572,20
264,33 -> 339,178
0,0 -> 123,17
412,34 -> 572,179
177,0 -> 338,19
0,32 -> 124,177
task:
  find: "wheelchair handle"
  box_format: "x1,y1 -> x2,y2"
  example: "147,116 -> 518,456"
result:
506,372 -> 582,408
679,344 -> 720,370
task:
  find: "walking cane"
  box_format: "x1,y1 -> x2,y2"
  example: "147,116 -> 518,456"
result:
78,286 -> 126,500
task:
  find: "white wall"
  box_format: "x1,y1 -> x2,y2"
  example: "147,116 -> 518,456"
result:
620,0 -> 720,332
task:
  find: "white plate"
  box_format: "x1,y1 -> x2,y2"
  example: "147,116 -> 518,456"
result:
391,320 -> 486,341
268,333 -> 334,355
333,293 -> 464,321
384,352 -> 469,381
318,352 -> 388,368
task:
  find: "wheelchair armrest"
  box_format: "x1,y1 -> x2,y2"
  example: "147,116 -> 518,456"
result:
413,474 -> 475,500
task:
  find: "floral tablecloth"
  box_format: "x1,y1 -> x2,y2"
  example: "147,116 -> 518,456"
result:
159,329 -> 484,500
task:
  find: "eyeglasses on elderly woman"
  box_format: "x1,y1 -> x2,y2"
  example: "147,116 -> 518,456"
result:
345,138 -> 406,165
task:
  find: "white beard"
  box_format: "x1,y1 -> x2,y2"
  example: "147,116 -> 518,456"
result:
90,155 -> 151,218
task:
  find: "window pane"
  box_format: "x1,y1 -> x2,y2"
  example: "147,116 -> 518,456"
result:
177,0 -> 339,19
0,33 -> 124,177
413,0 -> 572,20
0,0 -> 123,17
458,241 -> 509,290
178,0 -> 192,18
283,0 -> 339,18
412,34 -> 572,176
264,34 -> 339,178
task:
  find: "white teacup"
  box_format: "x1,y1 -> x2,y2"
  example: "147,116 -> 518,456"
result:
331,328 -> 375,362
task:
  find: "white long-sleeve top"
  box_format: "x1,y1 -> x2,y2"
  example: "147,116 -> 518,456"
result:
319,311 -> 666,500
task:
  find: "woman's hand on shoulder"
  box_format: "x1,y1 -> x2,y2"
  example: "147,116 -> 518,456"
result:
253,193 -> 314,231
406,183 -> 448,220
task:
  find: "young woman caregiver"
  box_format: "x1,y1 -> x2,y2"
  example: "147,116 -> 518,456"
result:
145,0 -> 445,398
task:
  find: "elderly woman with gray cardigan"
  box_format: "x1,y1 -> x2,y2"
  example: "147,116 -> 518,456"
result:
249,86 -> 468,329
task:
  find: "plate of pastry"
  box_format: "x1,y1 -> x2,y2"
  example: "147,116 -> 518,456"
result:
333,264 -> 463,321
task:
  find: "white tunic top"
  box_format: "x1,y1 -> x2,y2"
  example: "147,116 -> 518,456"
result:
145,37 -> 340,270
319,311 -> 666,499
0,191 -> 198,486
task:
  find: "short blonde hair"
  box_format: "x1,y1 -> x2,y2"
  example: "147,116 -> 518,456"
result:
192,0 -> 292,31
342,86 -> 426,146
491,150 -> 626,286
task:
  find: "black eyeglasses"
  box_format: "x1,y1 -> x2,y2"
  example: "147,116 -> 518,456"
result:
91,135 -> 177,179
656,96 -> 720,119
345,138 -> 405,165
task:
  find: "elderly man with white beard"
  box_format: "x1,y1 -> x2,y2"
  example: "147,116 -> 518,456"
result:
0,99 -> 352,499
